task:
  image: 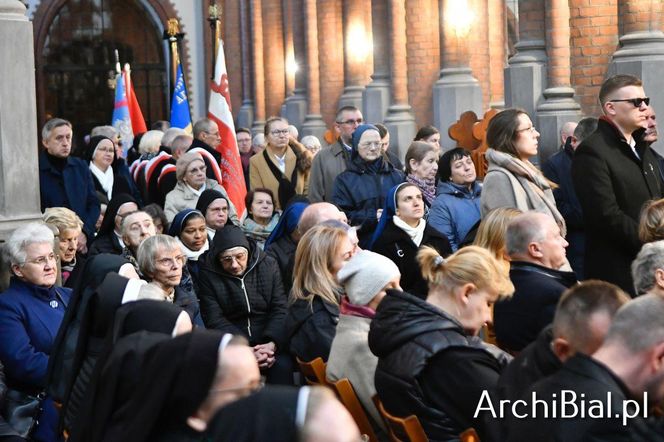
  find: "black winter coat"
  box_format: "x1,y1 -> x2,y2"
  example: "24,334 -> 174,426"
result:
572,118 -> 663,295
372,221 -> 452,298
265,235 -> 298,297
285,297 -> 339,362
0,360 -> 21,438
88,233 -> 123,256
198,239 -> 288,348
494,262 -> 577,352
369,290 -> 510,441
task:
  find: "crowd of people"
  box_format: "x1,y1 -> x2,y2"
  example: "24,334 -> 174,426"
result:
0,73 -> 663,441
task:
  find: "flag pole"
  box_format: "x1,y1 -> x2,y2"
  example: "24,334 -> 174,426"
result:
208,1 -> 222,80
165,19 -> 182,87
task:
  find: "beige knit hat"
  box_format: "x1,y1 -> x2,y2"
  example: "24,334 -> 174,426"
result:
176,151 -> 205,182
337,250 -> 401,306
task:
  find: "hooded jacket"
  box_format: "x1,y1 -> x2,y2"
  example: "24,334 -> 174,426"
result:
369,290 -> 510,441
429,181 -> 482,252
197,226 -> 287,347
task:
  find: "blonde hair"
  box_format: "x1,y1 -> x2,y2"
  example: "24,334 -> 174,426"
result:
418,245 -> 514,299
474,207 -> 522,275
291,225 -> 346,306
639,199 -> 664,243
43,207 -> 84,233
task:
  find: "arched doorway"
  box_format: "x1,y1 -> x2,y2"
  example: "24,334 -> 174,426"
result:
34,0 -> 169,151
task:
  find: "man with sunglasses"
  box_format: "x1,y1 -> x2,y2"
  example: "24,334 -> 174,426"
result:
308,106 -> 363,202
572,74 -> 663,296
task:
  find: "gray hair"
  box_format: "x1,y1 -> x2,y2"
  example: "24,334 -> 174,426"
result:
90,125 -> 118,140
505,212 -> 548,257
162,127 -> 187,148
632,241 -> 664,295
138,130 -> 164,155
604,294 -> 664,353
573,117 -> 598,144
42,118 -> 72,141
301,135 -> 321,149
171,134 -> 194,154
288,125 -> 299,139
252,133 -> 266,149
5,222 -> 55,266
193,118 -> 215,139
137,234 -> 182,278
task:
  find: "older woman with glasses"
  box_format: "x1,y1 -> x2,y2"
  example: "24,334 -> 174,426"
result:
0,223 -> 72,441
43,206 -> 85,286
332,124 -> 404,247
137,234 -> 202,325
164,151 -> 238,223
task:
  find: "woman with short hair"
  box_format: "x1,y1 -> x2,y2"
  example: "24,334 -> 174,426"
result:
43,206 -> 85,286
429,148 -> 482,251
137,234 -> 202,324
369,246 -> 514,441
286,224 -> 357,362
404,141 -> 439,208
0,223 -> 72,441
164,152 -> 238,223
242,188 -> 281,250
414,125 -> 441,155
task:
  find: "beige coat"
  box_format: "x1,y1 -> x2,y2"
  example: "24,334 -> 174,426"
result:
249,145 -> 309,210
164,179 -> 239,224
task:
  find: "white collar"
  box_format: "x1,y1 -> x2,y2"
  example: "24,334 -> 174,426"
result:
393,216 -> 426,246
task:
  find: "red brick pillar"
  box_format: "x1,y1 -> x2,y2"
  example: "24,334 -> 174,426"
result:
250,0 -> 266,133
261,0 -> 285,118
363,0 -> 391,124
487,0 -> 505,108
237,0 -> 254,129
282,0 -> 308,127
619,0 -> 662,35
300,0 -> 327,141
383,0 -> 416,160
338,0 -> 372,109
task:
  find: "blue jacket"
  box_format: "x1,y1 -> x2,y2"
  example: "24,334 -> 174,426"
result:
39,151 -> 100,238
0,278 -> 71,441
542,145 -> 585,279
332,159 -> 404,247
429,181 -> 482,251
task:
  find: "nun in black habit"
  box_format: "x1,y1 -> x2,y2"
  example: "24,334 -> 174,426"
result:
87,193 -> 139,256
68,300 -> 191,442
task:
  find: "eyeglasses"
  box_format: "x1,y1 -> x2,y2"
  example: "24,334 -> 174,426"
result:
210,379 -> 265,395
220,251 -> 248,264
337,118 -> 363,126
516,126 -> 537,134
609,97 -> 650,107
359,141 -> 382,149
22,253 -> 58,267
155,255 -> 186,268
270,129 -> 290,136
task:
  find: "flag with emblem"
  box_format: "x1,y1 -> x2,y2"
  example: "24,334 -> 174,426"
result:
170,62 -> 193,133
208,39 -> 246,217
111,73 -> 133,152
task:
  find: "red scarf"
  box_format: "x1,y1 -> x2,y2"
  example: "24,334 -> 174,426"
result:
339,296 -> 376,319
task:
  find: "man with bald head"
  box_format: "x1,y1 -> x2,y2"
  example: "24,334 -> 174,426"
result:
494,212 -> 578,352
297,202 -> 348,235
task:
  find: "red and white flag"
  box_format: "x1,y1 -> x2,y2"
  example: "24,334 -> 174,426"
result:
123,64 -> 148,135
208,40 -> 247,218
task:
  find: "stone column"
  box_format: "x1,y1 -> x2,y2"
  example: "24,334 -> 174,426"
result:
536,0 -> 582,164
383,0 -> 416,160
608,0 -> 664,154
433,0 -> 484,150
250,0 -> 266,135
504,0 -> 547,119
0,1 -> 44,289
282,0 -> 308,129
237,0 -> 254,129
362,0 -> 391,124
337,0 -> 370,110
300,0 -> 327,141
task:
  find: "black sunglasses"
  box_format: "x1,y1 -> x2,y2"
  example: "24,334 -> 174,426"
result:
609,97 -> 650,107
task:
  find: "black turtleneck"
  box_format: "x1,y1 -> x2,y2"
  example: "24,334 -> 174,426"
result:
45,151 -> 68,172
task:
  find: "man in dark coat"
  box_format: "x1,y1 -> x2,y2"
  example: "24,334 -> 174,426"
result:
503,294 -> 664,441
197,225 -> 291,384
39,118 -> 100,243
494,212 -> 577,352
572,75 -> 663,295
190,118 -> 222,164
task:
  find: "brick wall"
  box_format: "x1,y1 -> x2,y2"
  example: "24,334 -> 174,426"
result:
569,0 -> 618,116
223,1 -> 243,115
467,0 -> 491,112
317,0 -> 344,126
262,0 -> 286,117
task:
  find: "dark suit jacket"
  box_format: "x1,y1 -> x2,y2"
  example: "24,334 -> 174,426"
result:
572,118 -> 663,295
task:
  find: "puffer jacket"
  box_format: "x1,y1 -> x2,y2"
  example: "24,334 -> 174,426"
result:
198,237 -> 287,348
369,290 -> 510,441
429,181 -> 482,251
332,157 -> 404,247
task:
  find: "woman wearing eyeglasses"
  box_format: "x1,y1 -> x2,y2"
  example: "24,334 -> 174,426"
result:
249,116 -> 313,210
198,225 -> 291,384
481,108 -> 566,237
164,151 -> 238,223
0,223 -> 72,441
85,135 -> 141,206
332,124 -> 405,248
137,234 -> 202,325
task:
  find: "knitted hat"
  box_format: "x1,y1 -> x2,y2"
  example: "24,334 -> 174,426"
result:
337,250 -> 400,306
176,151 -> 205,182
196,189 -> 228,215
351,124 -> 380,152
438,147 -> 472,182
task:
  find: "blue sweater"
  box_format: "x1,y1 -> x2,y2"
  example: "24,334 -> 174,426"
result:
429,181 -> 482,251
